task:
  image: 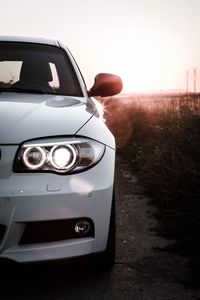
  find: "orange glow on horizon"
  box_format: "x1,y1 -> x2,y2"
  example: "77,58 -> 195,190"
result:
105,34 -> 179,93
82,28 -> 195,94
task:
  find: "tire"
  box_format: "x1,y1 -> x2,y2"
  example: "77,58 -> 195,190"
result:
92,192 -> 116,271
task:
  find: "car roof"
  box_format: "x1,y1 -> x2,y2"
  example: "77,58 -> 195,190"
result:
0,35 -> 60,46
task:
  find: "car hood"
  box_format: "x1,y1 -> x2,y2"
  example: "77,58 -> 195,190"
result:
0,93 -> 95,144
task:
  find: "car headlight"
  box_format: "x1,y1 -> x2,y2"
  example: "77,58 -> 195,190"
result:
14,138 -> 105,174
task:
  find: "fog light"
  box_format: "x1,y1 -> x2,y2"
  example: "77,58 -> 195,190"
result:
75,220 -> 90,235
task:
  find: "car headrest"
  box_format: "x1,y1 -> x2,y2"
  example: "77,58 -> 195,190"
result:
20,59 -> 53,82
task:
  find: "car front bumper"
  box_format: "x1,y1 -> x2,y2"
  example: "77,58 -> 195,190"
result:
0,146 -> 115,263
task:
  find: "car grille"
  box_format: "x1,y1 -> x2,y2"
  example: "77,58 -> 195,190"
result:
0,224 -> 6,243
19,218 -> 94,245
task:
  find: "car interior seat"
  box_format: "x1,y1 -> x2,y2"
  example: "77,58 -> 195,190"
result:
13,58 -> 54,93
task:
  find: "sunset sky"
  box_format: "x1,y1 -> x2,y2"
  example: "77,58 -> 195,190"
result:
1,0 -> 200,93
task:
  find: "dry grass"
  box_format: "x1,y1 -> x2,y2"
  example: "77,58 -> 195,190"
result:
101,93 -> 200,288
102,93 -> 200,207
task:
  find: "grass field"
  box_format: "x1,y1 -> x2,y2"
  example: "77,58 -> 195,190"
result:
101,93 -> 200,287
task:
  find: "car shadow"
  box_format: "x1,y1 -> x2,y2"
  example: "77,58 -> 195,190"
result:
0,258 -> 113,299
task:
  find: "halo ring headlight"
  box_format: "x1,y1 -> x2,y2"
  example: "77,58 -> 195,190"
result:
15,138 -> 105,174
49,144 -> 77,170
23,147 -> 46,170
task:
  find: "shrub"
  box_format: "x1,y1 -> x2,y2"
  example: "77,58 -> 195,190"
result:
104,94 -> 200,236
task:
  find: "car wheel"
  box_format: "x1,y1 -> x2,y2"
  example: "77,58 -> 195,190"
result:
92,191 -> 116,271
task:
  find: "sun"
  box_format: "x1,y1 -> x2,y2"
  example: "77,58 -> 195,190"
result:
109,38 -> 171,93
90,28 -> 178,94
83,27 -> 182,94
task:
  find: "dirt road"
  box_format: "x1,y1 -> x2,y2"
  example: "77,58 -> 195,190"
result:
1,155 -> 200,299
114,156 -> 199,299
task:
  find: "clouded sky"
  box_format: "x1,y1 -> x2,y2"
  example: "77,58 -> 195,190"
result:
1,0 -> 200,92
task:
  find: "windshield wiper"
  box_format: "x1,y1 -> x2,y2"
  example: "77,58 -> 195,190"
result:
0,87 -> 53,94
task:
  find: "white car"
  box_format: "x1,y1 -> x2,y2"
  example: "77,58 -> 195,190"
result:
0,36 -> 122,269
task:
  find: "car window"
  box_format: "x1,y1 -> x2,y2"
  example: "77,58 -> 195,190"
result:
49,62 -> 60,89
0,61 -> 22,84
0,42 -> 83,96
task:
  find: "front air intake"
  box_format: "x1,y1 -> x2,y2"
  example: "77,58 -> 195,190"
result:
19,218 -> 94,245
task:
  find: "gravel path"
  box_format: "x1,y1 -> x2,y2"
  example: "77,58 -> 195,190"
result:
114,155 -> 200,299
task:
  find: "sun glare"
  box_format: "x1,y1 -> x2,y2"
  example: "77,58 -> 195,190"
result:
99,29 -> 181,93
118,44 -> 172,93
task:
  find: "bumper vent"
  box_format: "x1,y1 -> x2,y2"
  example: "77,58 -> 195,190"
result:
0,224 -> 6,243
19,218 -> 94,245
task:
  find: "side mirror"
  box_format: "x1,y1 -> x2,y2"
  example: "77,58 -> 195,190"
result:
88,73 -> 123,97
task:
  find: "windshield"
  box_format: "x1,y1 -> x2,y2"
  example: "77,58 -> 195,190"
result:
0,42 -> 83,96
